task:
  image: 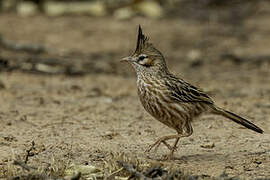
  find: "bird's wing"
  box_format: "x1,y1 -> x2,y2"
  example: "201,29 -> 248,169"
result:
166,78 -> 214,104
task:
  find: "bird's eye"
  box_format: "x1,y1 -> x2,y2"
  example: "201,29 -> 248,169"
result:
138,55 -> 147,61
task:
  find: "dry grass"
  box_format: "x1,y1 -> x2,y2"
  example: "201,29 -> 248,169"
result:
0,152 -> 252,180
1,158 -> 71,180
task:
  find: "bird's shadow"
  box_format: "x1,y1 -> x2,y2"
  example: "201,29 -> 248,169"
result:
147,152 -> 232,163
176,153 -> 229,162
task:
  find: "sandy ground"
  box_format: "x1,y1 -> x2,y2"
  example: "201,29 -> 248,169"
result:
0,8 -> 270,179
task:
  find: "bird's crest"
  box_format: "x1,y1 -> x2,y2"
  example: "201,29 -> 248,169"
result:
135,25 -> 149,53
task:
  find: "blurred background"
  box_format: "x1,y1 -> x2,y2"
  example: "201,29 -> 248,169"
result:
1,0 -> 270,76
0,0 -> 270,179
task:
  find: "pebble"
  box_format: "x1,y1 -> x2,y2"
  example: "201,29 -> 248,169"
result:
200,142 -> 215,149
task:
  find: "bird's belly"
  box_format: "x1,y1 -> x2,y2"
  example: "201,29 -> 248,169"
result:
138,85 -> 207,130
138,87 -> 189,129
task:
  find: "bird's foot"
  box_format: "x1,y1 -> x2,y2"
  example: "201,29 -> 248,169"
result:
145,136 -> 174,153
164,146 -> 178,160
145,135 -> 183,160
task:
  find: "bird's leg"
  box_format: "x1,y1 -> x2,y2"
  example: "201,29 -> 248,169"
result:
153,139 -> 174,153
165,123 -> 193,160
146,134 -> 185,153
146,135 -> 173,153
172,137 -> 180,150
146,123 -> 193,160
161,140 -> 174,151
165,137 -> 180,160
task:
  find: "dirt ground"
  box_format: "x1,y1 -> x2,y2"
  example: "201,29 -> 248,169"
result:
0,5 -> 270,179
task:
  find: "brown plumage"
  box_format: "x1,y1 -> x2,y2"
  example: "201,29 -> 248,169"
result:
122,25 -> 263,159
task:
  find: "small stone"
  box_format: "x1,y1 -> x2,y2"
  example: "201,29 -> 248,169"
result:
65,164 -> 102,179
44,1 -> 106,16
254,161 -> 262,165
187,50 -> 201,60
135,1 -> 163,18
103,97 -> 112,103
207,125 -> 213,129
17,2 -> 38,16
114,7 -> 134,20
102,131 -> 119,140
200,142 -> 215,149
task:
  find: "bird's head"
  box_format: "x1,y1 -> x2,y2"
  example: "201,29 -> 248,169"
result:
122,25 -> 168,76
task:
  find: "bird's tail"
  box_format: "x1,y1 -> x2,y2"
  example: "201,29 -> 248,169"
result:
212,106 -> 263,134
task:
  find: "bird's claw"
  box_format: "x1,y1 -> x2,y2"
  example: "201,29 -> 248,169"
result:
145,139 -> 173,153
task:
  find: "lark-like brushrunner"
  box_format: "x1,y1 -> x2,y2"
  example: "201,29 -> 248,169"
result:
122,25 -> 263,159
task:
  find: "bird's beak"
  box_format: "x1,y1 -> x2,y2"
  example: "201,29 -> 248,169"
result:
120,56 -> 136,63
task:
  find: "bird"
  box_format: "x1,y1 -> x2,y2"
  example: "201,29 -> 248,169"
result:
121,25 -> 263,160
